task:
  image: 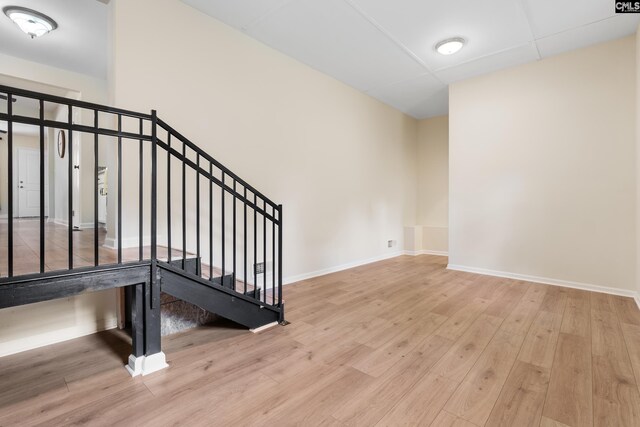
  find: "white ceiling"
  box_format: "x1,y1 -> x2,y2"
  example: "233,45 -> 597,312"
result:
183,0 -> 640,119
0,1 -> 635,119
0,0 -> 108,79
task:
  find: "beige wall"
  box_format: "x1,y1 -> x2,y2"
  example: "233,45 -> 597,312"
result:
110,0 -> 418,282
449,36 -> 636,293
416,115 -> 449,253
637,27 -> 640,300
0,55 -> 117,357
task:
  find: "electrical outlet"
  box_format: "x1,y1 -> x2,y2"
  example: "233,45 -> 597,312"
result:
387,240 -> 395,248
254,262 -> 265,274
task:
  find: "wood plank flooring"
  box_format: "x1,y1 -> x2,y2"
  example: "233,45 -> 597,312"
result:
1,254 -> 640,426
0,220 -> 257,295
0,219 -> 155,276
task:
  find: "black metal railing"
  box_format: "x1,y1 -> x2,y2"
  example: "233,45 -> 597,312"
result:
0,84 -> 283,312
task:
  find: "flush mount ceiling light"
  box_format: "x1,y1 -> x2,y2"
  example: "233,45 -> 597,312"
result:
435,37 -> 465,55
3,6 -> 57,39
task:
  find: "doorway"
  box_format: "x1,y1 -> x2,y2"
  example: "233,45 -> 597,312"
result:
0,74 -> 81,228
98,166 -> 108,226
16,147 -> 41,218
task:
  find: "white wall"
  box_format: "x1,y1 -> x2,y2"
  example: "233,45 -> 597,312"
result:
449,36 -> 636,294
110,0 -> 418,282
0,55 -> 117,357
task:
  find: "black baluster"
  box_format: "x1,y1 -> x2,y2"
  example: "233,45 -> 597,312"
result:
68,105 -> 73,270
182,141 -> 186,269
39,99 -> 45,273
138,118 -> 143,261
272,206 -> 276,306
253,193 -> 257,299
278,204 -> 283,310
209,162 -> 213,280
263,199 -> 266,303
94,111 -> 99,266
221,172 -> 225,278
117,115 -> 122,264
7,92 -> 13,277
243,186 -> 247,295
232,179 -> 236,291
196,154 -> 201,277
167,133 -> 171,263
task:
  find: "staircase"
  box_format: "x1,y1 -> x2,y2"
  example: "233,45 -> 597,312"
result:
0,84 -> 284,375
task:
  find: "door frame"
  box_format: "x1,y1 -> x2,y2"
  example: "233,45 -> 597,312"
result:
71,127 -> 81,229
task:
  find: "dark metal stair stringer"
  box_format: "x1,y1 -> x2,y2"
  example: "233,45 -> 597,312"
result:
157,261 -> 279,329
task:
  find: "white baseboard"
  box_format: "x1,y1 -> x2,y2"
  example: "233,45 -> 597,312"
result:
104,235 -> 163,250
104,237 -> 117,250
447,264 -> 638,299
404,250 -> 448,257
51,218 -> 69,226
635,293 -> 640,311
283,251 -> 404,285
48,219 -> 102,230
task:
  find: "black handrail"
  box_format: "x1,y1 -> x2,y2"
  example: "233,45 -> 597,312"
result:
0,84 -> 284,312
156,118 -> 279,210
0,84 -> 152,120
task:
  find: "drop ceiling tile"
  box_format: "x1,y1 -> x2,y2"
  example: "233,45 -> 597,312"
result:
406,88 -> 449,119
367,73 -> 447,119
521,0 -> 615,39
245,0 -> 428,93
348,0 -> 533,71
536,15 -> 640,58
182,0 -> 292,29
435,43 -> 539,84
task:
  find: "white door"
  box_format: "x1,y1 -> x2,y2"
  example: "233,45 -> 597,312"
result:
17,148 -> 40,217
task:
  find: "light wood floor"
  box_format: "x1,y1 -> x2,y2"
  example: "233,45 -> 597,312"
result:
0,220 -> 194,278
0,219 -> 140,276
1,255 -> 640,426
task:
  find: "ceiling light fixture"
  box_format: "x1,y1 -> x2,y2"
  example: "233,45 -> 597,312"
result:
3,6 -> 57,39
435,37 -> 465,55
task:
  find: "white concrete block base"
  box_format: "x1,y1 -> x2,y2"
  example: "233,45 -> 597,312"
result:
125,354 -> 144,377
125,351 -> 168,377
